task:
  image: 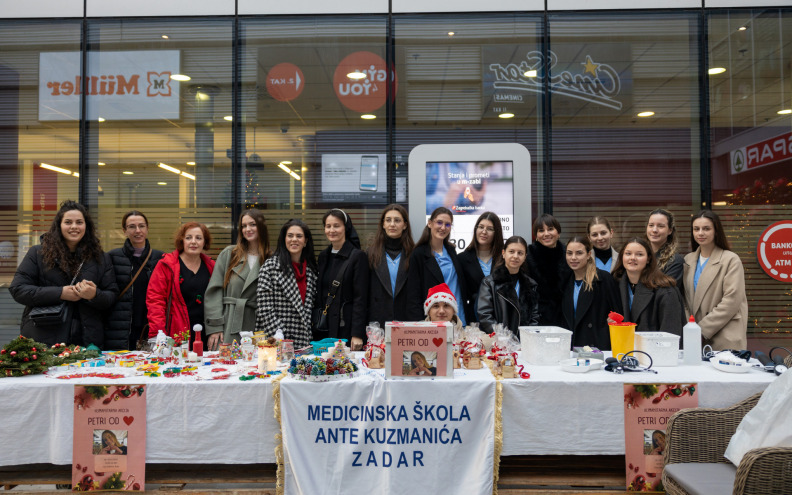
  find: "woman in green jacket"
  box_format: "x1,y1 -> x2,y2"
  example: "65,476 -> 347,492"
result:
205,209 -> 271,349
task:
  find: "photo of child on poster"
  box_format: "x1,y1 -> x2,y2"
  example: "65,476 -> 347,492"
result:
93,430 -> 128,456
403,351 -> 438,377
425,161 -> 513,215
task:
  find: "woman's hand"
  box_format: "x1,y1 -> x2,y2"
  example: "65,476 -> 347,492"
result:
207,333 -> 222,351
75,280 -> 97,300
61,286 -> 81,301
351,337 -> 363,351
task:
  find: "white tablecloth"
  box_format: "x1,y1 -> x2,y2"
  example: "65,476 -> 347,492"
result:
501,362 -> 775,455
0,359 -> 775,466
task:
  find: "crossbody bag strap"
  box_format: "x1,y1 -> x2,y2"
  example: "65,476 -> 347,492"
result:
70,261 -> 85,285
320,258 -> 352,315
118,249 -> 153,299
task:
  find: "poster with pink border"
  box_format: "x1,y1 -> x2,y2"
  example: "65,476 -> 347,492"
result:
385,322 -> 453,378
72,385 -> 146,491
623,383 -> 697,492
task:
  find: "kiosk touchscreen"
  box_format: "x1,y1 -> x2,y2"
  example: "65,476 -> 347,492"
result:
408,144 -> 531,251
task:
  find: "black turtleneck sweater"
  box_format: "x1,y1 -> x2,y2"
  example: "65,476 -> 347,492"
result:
593,246 -> 612,265
384,236 -> 403,260
525,242 -> 571,326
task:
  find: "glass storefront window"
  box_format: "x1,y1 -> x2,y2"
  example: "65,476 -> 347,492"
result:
393,15 -> 544,240
548,13 -> 700,247
0,20 -> 82,343
239,17 -> 388,247
709,9 -> 792,340
84,19 -> 234,258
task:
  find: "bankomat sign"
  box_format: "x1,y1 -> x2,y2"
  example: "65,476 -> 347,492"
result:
39,51 -> 181,121
730,131 -> 792,175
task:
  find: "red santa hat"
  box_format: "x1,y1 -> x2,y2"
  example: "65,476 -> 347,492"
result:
424,283 -> 458,316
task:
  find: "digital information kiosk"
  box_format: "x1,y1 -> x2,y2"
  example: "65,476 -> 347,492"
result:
408,143 -> 531,252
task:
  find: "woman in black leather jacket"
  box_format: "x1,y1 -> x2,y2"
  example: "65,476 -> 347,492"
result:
477,236 -> 540,336
107,211 -> 164,350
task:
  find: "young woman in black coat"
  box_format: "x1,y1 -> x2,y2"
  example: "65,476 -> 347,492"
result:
457,211 -> 504,319
477,236 -> 540,336
611,237 -> 686,337
107,210 -> 164,350
645,208 -> 684,289
366,204 -> 414,328
561,236 -> 619,350
524,213 -> 571,326
10,200 -> 118,349
316,209 -> 370,350
405,207 -> 469,324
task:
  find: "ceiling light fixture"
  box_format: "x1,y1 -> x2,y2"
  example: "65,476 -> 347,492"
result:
158,162 -> 181,174
778,109 -> 792,115
738,26 -> 747,31
498,113 -> 515,119
637,111 -> 655,117
708,67 -> 726,75
122,171 -> 134,175
447,31 -> 455,36
524,70 -> 537,78
361,114 -> 376,120
157,182 -> 167,185
170,74 -> 191,81
97,117 -> 105,122
223,115 -> 233,121
181,171 -> 195,180
186,161 -> 196,166
347,71 -> 367,80
97,162 -> 105,166
161,35 -> 169,39
39,163 -> 73,175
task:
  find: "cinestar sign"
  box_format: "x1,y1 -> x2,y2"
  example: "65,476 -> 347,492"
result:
39,51 -> 181,121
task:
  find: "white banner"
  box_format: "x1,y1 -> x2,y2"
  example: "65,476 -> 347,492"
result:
280,373 -> 495,494
39,50 -> 181,121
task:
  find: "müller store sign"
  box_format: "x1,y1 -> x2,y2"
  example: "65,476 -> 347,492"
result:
38,50 -> 181,121
757,221 -> 792,282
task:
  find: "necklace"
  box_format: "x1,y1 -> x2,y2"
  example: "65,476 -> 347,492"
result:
629,282 -> 638,293
387,253 -> 400,267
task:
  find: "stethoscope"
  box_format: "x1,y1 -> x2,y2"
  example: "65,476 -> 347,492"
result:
604,350 -> 657,374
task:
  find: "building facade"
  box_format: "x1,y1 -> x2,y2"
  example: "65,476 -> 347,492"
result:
1,0 -> 790,346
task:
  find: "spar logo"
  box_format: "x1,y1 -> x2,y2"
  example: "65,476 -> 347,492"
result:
44,72 -> 173,97
756,220 -> 792,281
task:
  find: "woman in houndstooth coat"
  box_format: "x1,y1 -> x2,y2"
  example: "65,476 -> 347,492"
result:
255,219 -> 317,349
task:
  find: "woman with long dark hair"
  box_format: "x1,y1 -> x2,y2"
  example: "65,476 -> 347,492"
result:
316,209 -> 369,350
146,222 -> 215,345
524,213 -> 571,326
612,237 -> 685,336
11,200 -> 118,348
405,207 -> 469,324
107,210 -> 164,350
458,211 -> 504,317
366,204 -> 414,328
645,208 -> 684,289
682,209 -> 747,350
255,219 -> 317,349
205,209 -> 271,350
561,236 -> 619,350
477,236 -> 540,336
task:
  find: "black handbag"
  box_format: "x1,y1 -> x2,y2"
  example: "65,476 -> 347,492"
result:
312,258 -> 351,336
29,261 -> 84,325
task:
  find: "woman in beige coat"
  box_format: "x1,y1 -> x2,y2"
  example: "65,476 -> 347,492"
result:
205,209 -> 271,349
683,210 -> 747,350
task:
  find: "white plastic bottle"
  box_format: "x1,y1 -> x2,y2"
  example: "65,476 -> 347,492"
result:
682,316 -> 701,365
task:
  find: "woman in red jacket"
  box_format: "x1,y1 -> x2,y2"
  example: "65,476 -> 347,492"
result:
147,222 -> 215,346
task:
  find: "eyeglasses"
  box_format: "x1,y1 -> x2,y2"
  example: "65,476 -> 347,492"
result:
433,220 -> 452,229
476,225 -> 495,233
125,224 -> 148,231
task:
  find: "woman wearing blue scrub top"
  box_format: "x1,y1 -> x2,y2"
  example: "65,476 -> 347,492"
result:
458,211 -> 504,318
366,204 -> 415,329
406,207 -> 470,324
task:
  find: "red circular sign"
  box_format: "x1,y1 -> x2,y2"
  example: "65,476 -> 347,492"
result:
266,63 -> 304,102
333,51 -> 397,113
756,220 -> 792,281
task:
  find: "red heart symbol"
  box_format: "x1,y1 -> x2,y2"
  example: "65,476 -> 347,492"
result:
123,416 -> 134,426
432,338 -> 444,347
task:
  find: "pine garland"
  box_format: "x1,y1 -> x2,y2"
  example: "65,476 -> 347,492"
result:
0,336 -> 101,378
